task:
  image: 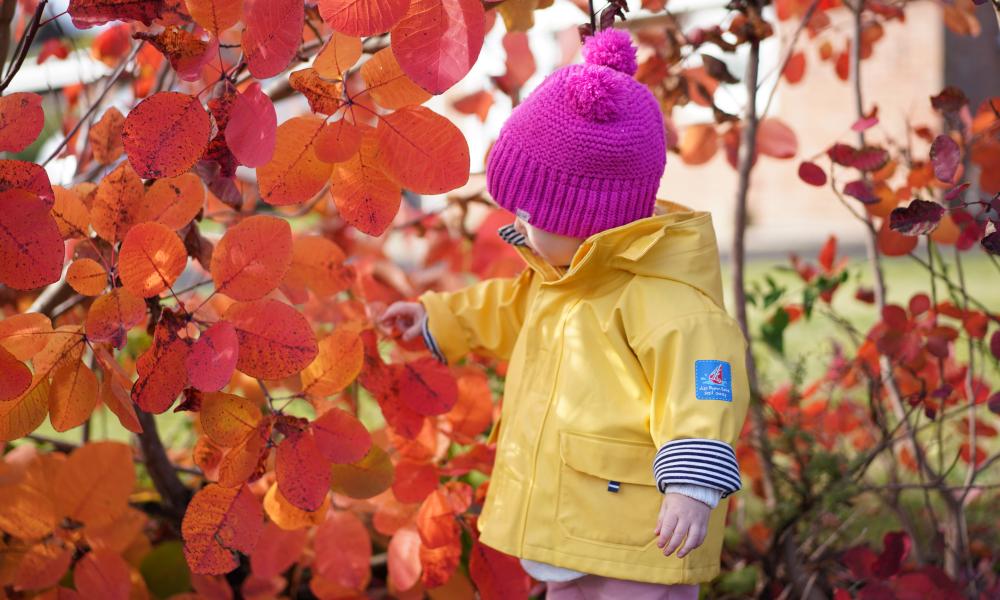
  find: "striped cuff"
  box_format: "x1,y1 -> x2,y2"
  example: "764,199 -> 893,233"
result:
653,438 -> 741,497
663,483 -> 722,508
497,223 -> 528,247
420,314 -> 447,364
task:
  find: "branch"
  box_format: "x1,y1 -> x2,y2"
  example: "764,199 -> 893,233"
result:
0,0 -> 47,93
136,410 -> 193,527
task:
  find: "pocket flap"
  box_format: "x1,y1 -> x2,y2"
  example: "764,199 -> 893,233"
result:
558,431 -> 657,486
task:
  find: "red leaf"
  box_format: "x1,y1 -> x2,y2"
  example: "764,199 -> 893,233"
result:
257,116 -> 332,206
468,539 -> 531,600
452,90 -> 494,122
390,0 -> 486,95
122,92 -> 211,178
930,134 -> 961,183
889,199 -> 946,235
225,82 -> 277,167
211,215 -> 293,301
132,309 -> 190,413
756,118 -> 797,159
872,531 -> 910,578
494,32 -> 535,94
330,130 -> 401,236
225,299 -> 318,380
842,544 -> 877,579
0,189 -> 63,290
37,39 -> 70,64
118,222 -> 188,298
0,346 -> 31,401
85,288 -> 146,348
419,537 -> 461,588
398,359 -> 459,416
68,0 -> 164,28
276,430 -> 331,511
243,0 -> 304,79
133,26 -> 214,82
374,105 -> 470,194
782,51 -> 805,84
314,511 -> 372,590
416,488 -> 459,549
817,235 -> 837,272
990,330 -> 1000,362
74,550 -> 131,600
0,159 -> 54,208
313,408 -> 372,464
187,321 -> 240,392
249,522 -> 308,580
798,161 -> 827,186
0,93 -> 44,153
392,459 -> 439,503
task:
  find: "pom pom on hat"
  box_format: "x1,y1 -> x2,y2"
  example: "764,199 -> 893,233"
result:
581,28 -> 638,76
565,65 -> 627,122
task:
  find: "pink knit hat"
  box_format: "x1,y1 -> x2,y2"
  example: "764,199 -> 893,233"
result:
485,28 -> 667,239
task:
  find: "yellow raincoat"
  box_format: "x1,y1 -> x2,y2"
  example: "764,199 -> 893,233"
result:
418,200 -> 750,585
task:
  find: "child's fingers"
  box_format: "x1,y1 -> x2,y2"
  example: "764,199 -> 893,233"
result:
662,521 -> 689,557
656,513 -> 678,549
402,320 -> 423,342
380,303 -> 411,322
676,524 -> 706,558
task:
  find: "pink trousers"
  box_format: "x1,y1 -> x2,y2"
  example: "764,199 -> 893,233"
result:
545,575 -> 700,599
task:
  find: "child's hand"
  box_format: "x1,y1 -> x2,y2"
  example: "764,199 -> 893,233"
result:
380,301 -> 426,342
654,492 -> 711,558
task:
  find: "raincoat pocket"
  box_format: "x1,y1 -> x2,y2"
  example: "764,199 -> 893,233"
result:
556,431 -> 663,548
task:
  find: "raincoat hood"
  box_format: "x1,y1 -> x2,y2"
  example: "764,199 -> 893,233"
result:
520,199 -> 725,310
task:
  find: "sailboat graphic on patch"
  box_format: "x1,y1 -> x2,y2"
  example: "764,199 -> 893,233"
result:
695,360 -> 733,401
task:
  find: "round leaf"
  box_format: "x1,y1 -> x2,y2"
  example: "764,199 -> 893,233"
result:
225,82 -> 277,168
85,288 -> 147,346
140,173 -> 205,230
182,484 -> 263,575
67,258 -> 108,296
0,189 -> 64,290
243,0 -> 304,79
0,93 -> 44,153
225,299 -> 318,380
390,0 -> 485,94
373,105 -> 470,194
187,322 -> 240,392
330,132 -> 401,236
211,215 -> 293,301
318,0 -> 410,37
313,407 -> 372,464
257,116 -> 333,206
119,222 -> 188,298
301,328 -> 364,398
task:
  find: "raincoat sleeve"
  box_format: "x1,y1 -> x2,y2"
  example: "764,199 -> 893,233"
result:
631,311 -> 750,498
417,270 -> 534,365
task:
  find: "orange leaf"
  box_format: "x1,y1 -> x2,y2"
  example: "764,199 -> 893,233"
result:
140,173 -> 205,229
0,93 -> 44,153
416,488 -> 459,549
319,0 -> 410,37
282,236 -> 353,298
419,537 -> 461,588
314,32 -> 362,80
217,420 -> 270,487
185,0 -> 243,35
50,185 -> 90,239
119,222 -> 188,298
0,313 -> 53,360
387,525 -> 422,592
314,511 -> 372,590
360,48 -> 432,110
0,346 -> 31,402
0,159 -> 54,207
257,116 -> 333,206
122,91 -> 211,179
99,376 -> 142,434
679,123 -> 718,165
0,452 -> 61,538
330,131 -> 401,236
312,407 -> 371,464
200,392 -> 263,447
452,90 -> 494,123
276,429 -> 331,511
211,215 -> 292,301
84,287 -> 146,347
134,25 -> 213,81
0,189 -> 63,290
55,441 -> 135,528
48,360 -> 99,432
783,51 -> 806,84
250,522 -> 308,580
314,119 -> 365,164
67,258 -> 108,296
263,482 -> 330,530
330,444 -> 395,499
187,321 -> 240,392
373,105 -> 470,194
876,217 -> 917,256
302,328 -> 365,398
225,299 -> 318,380
182,484 -> 264,575
84,507 -> 146,554
33,325 -> 85,377
289,68 -> 344,115
92,161 -> 144,243
74,550 -> 131,600
446,367 -> 492,443
14,541 -> 73,591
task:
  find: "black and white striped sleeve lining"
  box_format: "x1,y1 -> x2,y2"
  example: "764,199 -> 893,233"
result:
497,224 -> 528,247
653,438 -> 741,497
420,314 -> 447,364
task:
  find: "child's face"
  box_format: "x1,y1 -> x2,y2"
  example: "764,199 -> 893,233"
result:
514,218 -> 586,267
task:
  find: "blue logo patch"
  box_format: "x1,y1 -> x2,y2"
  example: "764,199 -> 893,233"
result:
695,360 -> 733,401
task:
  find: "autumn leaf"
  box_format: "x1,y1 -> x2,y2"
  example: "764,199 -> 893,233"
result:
50,185 -> 90,239
91,161 -> 145,243
0,189 -> 64,290
289,68 -> 344,115
67,0 -> 164,28
187,322 -> 240,392
0,313 -> 53,361
318,0 -> 410,37
225,299 -> 318,380
391,459 -> 438,503
0,159 -> 54,207
313,511 -> 372,591
225,82 -> 277,168
314,32 -> 362,80
360,48 -> 432,110
0,453 -> 61,538
330,131 -> 401,236
387,525 -> 422,592
48,359 -> 100,432
84,287 -> 146,347
74,550 -> 132,600
314,119 -> 366,165
329,444 -> 395,499
211,215 -> 293,301
390,0 -> 485,95
185,0 -> 243,35
282,235 -> 353,299
468,538 -> 532,600
140,173 -> 205,230
182,484 -> 264,575
131,309 -> 190,413
312,407 -> 372,464
263,483 -> 330,530
122,92 -> 211,179
398,358 -> 459,416
55,441 -> 135,528
0,346 -> 31,402
242,0 -> 303,79
276,429 -> 331,511
133,26 -> 212,82
301,328 -> 365,398
373,105 -> 470,194
249,522 -> 308,580
200,392 -> 263,448
0,93 -> 44,153
257,116 -> 333,206
119,222 -> 188,298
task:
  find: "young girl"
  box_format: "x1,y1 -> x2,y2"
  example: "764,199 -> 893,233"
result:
382,28 -> 749,599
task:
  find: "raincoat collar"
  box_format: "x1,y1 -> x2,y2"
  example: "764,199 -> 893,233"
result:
500,199 -> 725,309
